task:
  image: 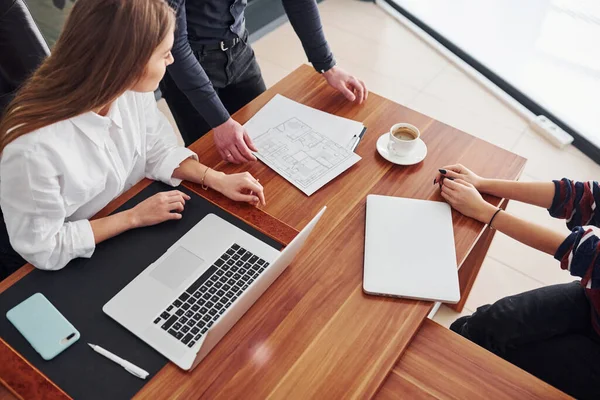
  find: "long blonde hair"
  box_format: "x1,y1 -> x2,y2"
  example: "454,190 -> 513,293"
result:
0,0 -> 174,152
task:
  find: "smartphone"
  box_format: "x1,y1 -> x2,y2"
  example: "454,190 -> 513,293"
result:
6,293 -> 80,360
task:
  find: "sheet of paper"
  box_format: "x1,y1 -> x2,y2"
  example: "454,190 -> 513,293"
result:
244,95 -> 363,196
245,94 -> 365,147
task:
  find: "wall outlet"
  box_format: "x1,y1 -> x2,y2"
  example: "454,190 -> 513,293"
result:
530,115 -> 573,149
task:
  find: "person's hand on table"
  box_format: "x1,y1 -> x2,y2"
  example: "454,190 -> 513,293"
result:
208,170 -> 266,207
322,66 -> 368,104
128,190 -> 191,227
435,164 -> 485,190
440,179 -> 496,223
213,118 -> 258,164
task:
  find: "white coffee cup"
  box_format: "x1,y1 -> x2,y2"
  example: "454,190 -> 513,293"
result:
387,123 -> 420,157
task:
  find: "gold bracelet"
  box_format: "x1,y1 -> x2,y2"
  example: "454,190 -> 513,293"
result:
201,166 -> 210,190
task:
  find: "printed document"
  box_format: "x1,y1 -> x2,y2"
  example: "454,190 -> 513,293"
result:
244,95 -> 363,196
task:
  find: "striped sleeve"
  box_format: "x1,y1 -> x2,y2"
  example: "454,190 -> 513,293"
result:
548,178 -> 600,230
554,227 -> 600,289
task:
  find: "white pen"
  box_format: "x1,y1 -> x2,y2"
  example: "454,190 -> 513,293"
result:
88,343 -> 149,379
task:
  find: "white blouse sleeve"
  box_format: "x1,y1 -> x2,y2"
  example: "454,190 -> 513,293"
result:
0,144 -> 96,270
142,93 -> 198,186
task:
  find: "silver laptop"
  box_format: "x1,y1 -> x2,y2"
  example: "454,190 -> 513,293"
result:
363,195 -> 460,303
104,207 -> 326,370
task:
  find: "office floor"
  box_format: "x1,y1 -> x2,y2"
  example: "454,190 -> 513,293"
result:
159,0 -> 599,327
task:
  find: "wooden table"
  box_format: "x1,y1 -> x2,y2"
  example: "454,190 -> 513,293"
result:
376,320 -> 571,400
2,65 -> 557,399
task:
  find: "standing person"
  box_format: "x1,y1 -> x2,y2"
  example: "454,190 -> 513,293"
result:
161,0 -> 368,162
0,0 -> 265,277
434,165 -> 600,399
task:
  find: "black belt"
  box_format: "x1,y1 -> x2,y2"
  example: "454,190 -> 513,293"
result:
191,37 -> 241,52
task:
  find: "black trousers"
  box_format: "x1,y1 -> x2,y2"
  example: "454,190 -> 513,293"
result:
451,281 -> 600,399
160,33 -> 266,147
0,210 -> 26,281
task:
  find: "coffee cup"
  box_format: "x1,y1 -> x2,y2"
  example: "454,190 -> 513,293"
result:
387,123 -> 420,157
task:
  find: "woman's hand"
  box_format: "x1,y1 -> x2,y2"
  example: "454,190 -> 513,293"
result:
172,162 -> 266,206
128,190 -> 191,228
440,179 -> 497,223
435,164 -> 485,190
211,171 -> 266,206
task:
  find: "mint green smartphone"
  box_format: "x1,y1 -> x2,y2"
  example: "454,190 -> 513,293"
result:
6,293 -> 80,360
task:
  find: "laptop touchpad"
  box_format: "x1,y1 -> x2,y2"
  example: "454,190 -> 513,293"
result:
149,247 -> 205,290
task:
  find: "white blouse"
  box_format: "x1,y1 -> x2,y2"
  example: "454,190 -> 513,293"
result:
0,91 -> 197,271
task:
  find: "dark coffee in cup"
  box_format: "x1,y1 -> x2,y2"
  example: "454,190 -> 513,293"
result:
392,127 -> 418,141
388,123 -> 421,156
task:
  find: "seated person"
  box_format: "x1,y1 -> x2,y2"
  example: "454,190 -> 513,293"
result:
0,0 -> 265,278
435,165 -> 600,399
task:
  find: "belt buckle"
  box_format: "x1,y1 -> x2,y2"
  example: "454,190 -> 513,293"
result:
221,38 -> 240,51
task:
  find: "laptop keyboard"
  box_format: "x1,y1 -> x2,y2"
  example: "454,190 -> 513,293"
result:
152,244 -> 269,348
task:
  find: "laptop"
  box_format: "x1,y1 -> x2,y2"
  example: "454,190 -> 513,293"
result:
104,207 -> 326,370
363,195 -> 460,303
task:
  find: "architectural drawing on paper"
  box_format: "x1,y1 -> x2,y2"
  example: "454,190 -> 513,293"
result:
253,118 -> 353,188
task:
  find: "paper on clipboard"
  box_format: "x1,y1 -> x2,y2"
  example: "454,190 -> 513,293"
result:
244,95 -> 363,196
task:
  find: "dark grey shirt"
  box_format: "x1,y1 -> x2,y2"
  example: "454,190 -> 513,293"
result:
184,0 -> 247,43
166,0 -> 336,128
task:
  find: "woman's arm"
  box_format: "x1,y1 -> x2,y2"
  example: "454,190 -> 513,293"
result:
478,179 -> 555,209
90,190 -> 191,244
1,148 -> 96,270
546,179 -> 600,229
440,179 -> 600,286
90,212 -> 136,245
484,208 -> 566,256
437,165 -> 600,228
440,178 -> 565,255
172,159 -> 266,205
142,93 -> 266,205
436,164 -> 554,208
2,153 -> 190,270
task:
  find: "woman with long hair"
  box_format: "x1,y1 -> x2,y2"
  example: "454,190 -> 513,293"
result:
0,0 -> 265,277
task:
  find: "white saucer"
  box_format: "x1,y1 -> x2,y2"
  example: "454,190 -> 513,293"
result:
376,134 -> 427,165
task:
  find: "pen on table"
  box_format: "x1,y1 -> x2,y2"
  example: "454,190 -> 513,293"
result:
88,343 -> 149,379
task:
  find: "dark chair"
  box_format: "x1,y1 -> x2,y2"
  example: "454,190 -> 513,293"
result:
0,0 -> 48,279
0,0 -> 49,115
